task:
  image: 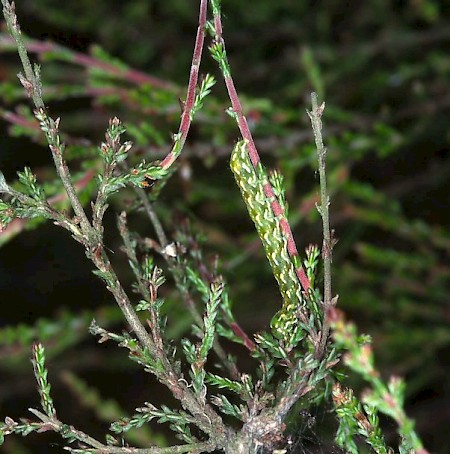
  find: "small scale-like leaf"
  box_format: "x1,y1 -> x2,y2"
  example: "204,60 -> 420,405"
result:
206,373 -> 243,394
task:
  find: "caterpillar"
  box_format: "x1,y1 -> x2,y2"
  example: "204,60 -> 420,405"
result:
230,140 -> 305,340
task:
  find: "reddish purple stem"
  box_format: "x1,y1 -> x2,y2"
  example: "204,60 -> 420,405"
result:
0,35 -> 176,91
230,322 -> 256,352
160,0 -> 208,170
214,12 -> 311,293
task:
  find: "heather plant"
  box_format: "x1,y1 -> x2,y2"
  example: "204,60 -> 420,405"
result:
0,0 -> 434,453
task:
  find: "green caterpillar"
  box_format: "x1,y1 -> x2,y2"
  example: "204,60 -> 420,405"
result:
230,140 -> 304,340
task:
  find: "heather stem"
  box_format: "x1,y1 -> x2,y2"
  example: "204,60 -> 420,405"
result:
128,182 -> 242,380
208,0 -> 311,292
1,0 -> 91,236
308,92 -> 334,357
160,0 -> 208,171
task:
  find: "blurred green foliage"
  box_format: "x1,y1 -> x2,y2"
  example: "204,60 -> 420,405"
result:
0,0 -> 448,452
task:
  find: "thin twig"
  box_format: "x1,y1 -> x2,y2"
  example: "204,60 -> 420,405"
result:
0,32 -> 178,91
1,0 -> 91,236
28,408 -> 105,449
307,92 -> 335,358
68,442 -> 216,454
30,407 -> 216,453
159,0 -> 208,171
122,180 -> 244,379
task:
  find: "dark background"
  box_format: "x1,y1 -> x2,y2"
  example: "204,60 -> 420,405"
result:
0,1 -> 449,452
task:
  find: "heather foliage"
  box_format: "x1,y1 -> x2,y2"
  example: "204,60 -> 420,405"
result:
0,0 -> 445,453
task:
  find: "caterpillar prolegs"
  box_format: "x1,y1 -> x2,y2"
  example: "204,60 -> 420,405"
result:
230,140 -> 307,340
